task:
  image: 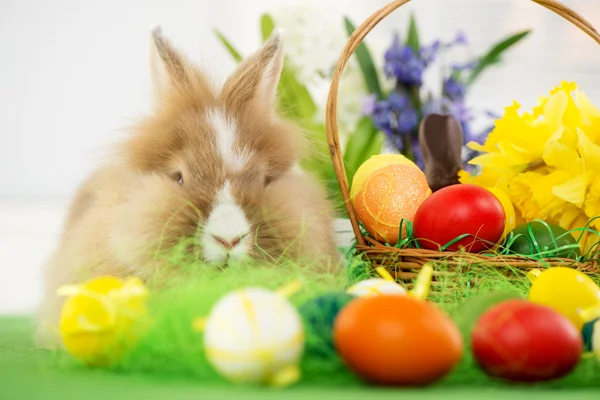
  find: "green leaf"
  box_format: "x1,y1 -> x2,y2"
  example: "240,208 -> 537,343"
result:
343,117 -> 384,184
406,12 -> 420,53
280,70 -> 318,121
213,29 -> 243,63
260,13 -> 275,41
466,30 -> 531,86
343,17 -> 383,98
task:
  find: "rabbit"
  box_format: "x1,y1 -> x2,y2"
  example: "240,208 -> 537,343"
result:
35,27 -> 342,348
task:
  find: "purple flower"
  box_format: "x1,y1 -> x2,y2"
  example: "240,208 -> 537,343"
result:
449,100 -> 473,123
369,28 -> 498,170
388,133 -> 405,152
361,94 -> 377,115
370,100 -> 393,136
453,30 -> 469,46
370,92 -> 419,134
422,98 -> 445,115
451,60 -> 478,72
443,77 -> 467,101
395,105 -> 418,132
367,91 -> 419,156
385,91 -> 418,132
419,40 -> 441,65
411,136 -> 424,170
387,91 -> 411,111
384,34 -> 426,87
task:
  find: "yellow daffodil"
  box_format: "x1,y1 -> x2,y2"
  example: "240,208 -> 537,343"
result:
459,81 -> 600,254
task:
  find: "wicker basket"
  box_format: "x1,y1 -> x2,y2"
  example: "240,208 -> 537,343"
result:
325,0 -> 600,288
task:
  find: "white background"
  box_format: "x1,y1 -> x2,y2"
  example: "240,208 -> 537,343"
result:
1,0 -> 599,314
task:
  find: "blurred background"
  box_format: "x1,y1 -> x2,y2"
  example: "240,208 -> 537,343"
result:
1,0 -> 599,315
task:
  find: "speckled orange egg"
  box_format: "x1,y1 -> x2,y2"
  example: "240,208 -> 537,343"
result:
350,154 -> 431,245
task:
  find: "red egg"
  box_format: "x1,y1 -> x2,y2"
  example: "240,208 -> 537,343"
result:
471,299 -> 583,383
412,184 -> 505,252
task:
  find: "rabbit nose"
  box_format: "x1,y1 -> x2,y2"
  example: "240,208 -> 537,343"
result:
212,235 -> 245,250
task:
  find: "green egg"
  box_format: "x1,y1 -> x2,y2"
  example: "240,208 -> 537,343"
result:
505,221 -> 581,259
582,317 -> 599,352
298,292 -> 356,358
451,290 -> 524,340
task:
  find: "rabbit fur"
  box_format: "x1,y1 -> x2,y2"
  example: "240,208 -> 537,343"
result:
36,27 -> 341,347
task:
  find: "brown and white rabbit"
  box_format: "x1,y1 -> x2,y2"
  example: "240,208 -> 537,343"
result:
36,27 -> 341,347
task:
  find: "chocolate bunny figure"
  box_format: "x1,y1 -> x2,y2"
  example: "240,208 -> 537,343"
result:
418,114 -> 465,192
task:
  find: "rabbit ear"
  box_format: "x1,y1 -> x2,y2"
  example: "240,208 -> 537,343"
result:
149,25 -> 193,95
221,30 -> 284,111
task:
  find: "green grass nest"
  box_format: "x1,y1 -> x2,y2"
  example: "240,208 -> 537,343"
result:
1,243 -> 599,399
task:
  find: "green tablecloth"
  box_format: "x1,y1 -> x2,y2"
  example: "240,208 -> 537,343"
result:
1,317 -> 598,400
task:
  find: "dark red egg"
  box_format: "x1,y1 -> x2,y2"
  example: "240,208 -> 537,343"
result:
471,299 -> 583,383
412,184 -> 505,252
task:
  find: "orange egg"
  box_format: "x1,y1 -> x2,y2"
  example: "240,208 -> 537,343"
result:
350,154 -> 431,245
333,295 -> 463,386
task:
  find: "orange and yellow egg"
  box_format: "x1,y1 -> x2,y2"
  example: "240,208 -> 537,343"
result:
350,154 -> 431,245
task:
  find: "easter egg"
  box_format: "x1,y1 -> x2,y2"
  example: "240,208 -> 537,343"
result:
527,267 -> 600,331
592,320 -> 600,357
58,276 -> 150,367
582,317 -> 599,352
451,290 -> 523,339
413,184 -> 505,252
350,154 -> 431,245
486,188 -> 516,238
471,299 -> 582,382
347,278 -> 407,297
202,287 -> 304,386
298,292 -> 356,358
506,221 -> 581,259
333,295 -> 463,386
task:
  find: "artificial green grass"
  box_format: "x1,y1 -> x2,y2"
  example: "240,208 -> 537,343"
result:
1,250 -> 599,399
2,315 -> 600,400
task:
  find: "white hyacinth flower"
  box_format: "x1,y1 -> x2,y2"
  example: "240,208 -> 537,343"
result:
271,5 -> 380,144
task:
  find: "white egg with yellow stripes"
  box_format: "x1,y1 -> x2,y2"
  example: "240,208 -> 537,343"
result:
197,286 -> 304,387
347,278 -> 407,297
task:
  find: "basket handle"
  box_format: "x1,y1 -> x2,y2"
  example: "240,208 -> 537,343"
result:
325,0 -> 600,247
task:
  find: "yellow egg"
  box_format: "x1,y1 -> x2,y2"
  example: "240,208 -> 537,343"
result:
199,287 -> 304,386
347,278 -> 407,297
486,187 -> 516,239
350,154 -> 431,245
58,276 -> 150,367
527,267 -> 600,331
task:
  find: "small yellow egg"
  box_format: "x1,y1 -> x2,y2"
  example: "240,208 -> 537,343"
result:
58,276 -> 150,367
347,278 -> 407,297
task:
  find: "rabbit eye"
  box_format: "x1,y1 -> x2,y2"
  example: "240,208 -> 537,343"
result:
171,172 -> 184,186
264,175 -> 274,186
